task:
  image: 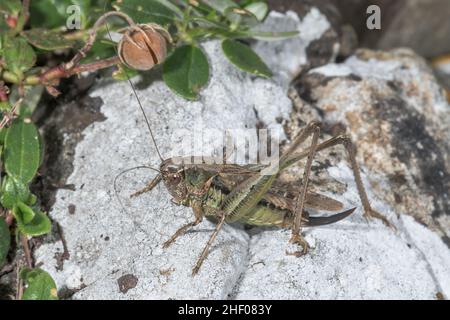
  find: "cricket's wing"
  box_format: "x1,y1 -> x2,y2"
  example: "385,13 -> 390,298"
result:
264,190 -> 344,212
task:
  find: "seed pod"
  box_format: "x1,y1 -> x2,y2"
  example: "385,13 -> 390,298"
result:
118,23 -> 171,71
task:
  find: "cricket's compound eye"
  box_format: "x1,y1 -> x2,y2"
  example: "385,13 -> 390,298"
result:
171,174 -> 181,184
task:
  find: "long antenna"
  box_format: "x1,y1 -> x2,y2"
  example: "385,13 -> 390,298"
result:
102,1 -> 164,162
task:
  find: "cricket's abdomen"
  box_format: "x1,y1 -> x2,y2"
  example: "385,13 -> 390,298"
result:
203,186 -> 290,227
239,205 -> 290,227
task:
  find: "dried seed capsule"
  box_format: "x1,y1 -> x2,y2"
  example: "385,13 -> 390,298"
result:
118,23 -> 171,71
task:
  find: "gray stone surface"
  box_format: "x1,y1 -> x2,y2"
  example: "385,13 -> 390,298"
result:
34,11 -> 450,299
292,49 -> 450,239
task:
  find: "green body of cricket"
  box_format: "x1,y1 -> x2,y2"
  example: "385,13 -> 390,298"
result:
177,160 -> 351,228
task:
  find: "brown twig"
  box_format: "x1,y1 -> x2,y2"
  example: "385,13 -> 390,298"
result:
0,81 -> 8,102
10,0 -> 31,35
21,235 -> 33,269
5,210 -> 14,226
21,0 -> 30,23
15,262 -> 24,300
35,56 -> 121,86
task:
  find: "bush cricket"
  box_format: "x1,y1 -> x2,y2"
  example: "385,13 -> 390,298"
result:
112,76 -> 392,276
104,15 -> 392,275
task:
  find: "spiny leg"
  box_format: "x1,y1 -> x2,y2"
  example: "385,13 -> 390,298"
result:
337,136 -> 392,227
287,123 -> 320,256
130,174 -> 162,198
192,212 -> 226,276
163,205 -> 203,248
285,135 -> 392,227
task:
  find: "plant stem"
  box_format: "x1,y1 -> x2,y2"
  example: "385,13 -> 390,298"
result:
16,262 -> 24,300
24,56 -> 121,86
5,210 -> 14,226
11,0 -> 30,35
0,82 -> 8,102
21,235 -> 33,269
0,98 -> 21,129
2,71 -> 21,84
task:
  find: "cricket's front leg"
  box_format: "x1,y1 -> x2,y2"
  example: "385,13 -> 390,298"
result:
130,174 -> 162,198
162,204 -> 203,248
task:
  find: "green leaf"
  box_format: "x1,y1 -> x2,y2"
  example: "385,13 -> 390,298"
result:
0,218 -> 10,266
80,39 -> 116,64
163,45 -> 210,100
21,268 -> 58,300
113,0 -> 177,26
17,202 -> 36,224
29,0 -> 92,29
244,2 -> 268,21
13,202 -> 52,237
0,0 -> 22,16
153,0 -> 183,18
0,176 -> 31,209
3,36 -> 36,75
245,30 -> 299,40
0,102 -> 11,112
112,63 -> 139,81
224,6 -> 258,28
0,128 -> 6,145
202,0 -> 237,14
4,120 -> 41,183
221,39 -> 271,77
29,0 -> 65,28
22,29 -> 77,50
8,85 -> 45,118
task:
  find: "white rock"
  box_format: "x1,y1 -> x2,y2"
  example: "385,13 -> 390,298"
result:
253,9 -> 331,88
34,12 -> 450,300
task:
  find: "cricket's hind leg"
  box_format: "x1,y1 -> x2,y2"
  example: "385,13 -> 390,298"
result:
279,122 -> 322,257
314,135 -> 392,228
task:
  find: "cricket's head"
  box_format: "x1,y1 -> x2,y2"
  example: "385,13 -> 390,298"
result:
160,158 -> 188,202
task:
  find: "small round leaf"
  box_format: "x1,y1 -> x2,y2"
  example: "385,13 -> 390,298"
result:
113,0 -> 177,26
4,120 -> 41,183
22,29 -> 77,50
21,268 -> 58,300
244,2 -> 268,21
222,39 -> 272,78
13,202 -> 51,237
163,45 -> 210,100
0,176 -> 31,209
3,36 -> 36,74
